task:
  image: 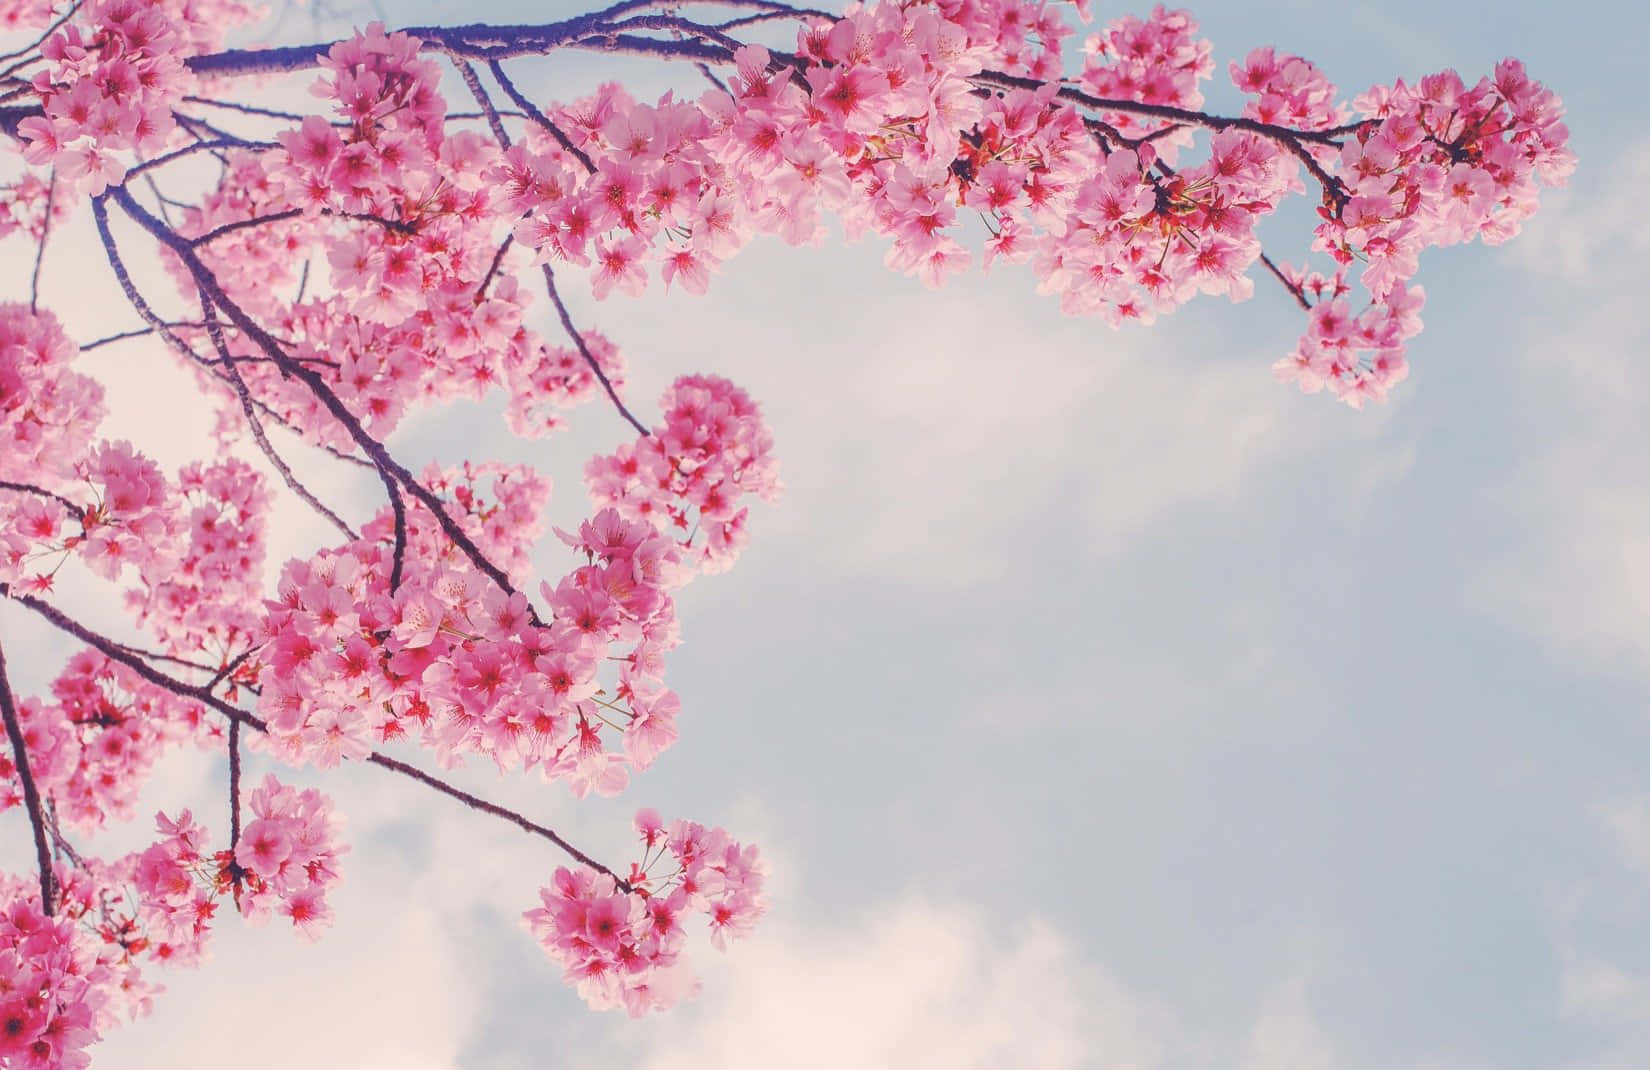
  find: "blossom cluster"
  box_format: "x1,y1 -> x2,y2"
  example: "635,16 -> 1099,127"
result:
1231,47 -> 1348,132
1078,4 -> 1212,153
13,0 -> 262,196
524,809 -> 766,1015
124,458 -> 270,660
0,306 -> 103,495
0,173 -> 65,246
0,651 -> 212,831
254,374 -> 776,796
0,777 -> 342,1068
1272,60 -> 1573,404
0,883 -> 106,1070
230,775 -> 346,934
585,375 -> 781,574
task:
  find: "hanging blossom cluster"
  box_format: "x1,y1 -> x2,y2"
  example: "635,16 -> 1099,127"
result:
1268,62 -> 1573,405
525,809 -> 767,1016
586,375 -> 781,575
0,306 -> 103,498
126,775 -> 345,962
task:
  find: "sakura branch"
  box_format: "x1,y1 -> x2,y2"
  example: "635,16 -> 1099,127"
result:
0,0 -> 1571,1061
0,583 -> 636,890
0,642 -> 55,913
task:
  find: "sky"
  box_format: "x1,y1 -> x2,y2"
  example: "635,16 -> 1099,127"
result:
2,0 -> 1649,1066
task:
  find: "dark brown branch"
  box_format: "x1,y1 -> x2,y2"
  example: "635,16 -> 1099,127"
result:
1,13 -> 1358,213
109,187 -> 533,620
2,586 -> 625,887
190,208 -> 415,246
0,641 -> 56,914
198,295 -> 361,542
455,60 -> 511,148
228,717 -> 242,849
476,234 -> 515,300
542,263 -> 650,437
713,8 -> 829,30
45,801 -> 85,870
1259,253 -> 1311,312
0,479 -> 80,518
387,475 -> 409,594
28,169 -> 53,310
3,586 -> 264,731
486,60 -> 595,173
969,70 -> 1349,208
90,196 -> 374,482
366,752 -> 632,891
182,4 -> 734,76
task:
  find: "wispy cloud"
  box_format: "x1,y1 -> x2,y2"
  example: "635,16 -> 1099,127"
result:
1466,141 -> 1650,674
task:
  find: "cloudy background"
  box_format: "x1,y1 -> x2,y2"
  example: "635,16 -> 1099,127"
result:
2,0 -> 1647,1065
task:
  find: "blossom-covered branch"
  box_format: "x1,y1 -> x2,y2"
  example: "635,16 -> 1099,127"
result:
0,0 -> 1571,1061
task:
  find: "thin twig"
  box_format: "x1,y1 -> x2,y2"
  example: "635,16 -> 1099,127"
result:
28,170 -> 54,310
127,136 -> 276,178
181,94 -> 308,122
694,61 -> 728,93
366,751 -> 632,891
207,647 -> 258,693
475,234 -> 514,300
0,1 -> 80,66
487,59 -> 594,173
0,642 -> 56,913
0,479 -> 80,517
198,294 -> 360,541
542,263 -> 650,436
1259,253 -> 1311,311
191,207 -> 414,246
228,717 -> 242,849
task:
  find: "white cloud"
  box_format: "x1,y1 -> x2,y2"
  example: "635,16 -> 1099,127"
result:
1467,141 -> 1650,674
85,749 -> 585,1070
1242,977 -> 1337,1070
596,896 -> 1178,1070
720,282 -> 1343,585
1544,794 -> 1650,1069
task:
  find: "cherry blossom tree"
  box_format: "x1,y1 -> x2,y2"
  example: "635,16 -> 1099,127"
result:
0,0 -> 1573,1063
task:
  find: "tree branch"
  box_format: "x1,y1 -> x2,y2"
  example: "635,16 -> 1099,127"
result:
486,59 -> 594,173
365,752 -> 632,891
197,293 -> 361,542
0,479 -> 80,518
0,641 -> 56,914
28,169 -> 54,311
0,586 -> 628,889
109,186 -> 537,621
542,263 -> 651,437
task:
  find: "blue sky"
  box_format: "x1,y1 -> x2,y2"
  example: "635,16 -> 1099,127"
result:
3,0 -> 1648,1066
